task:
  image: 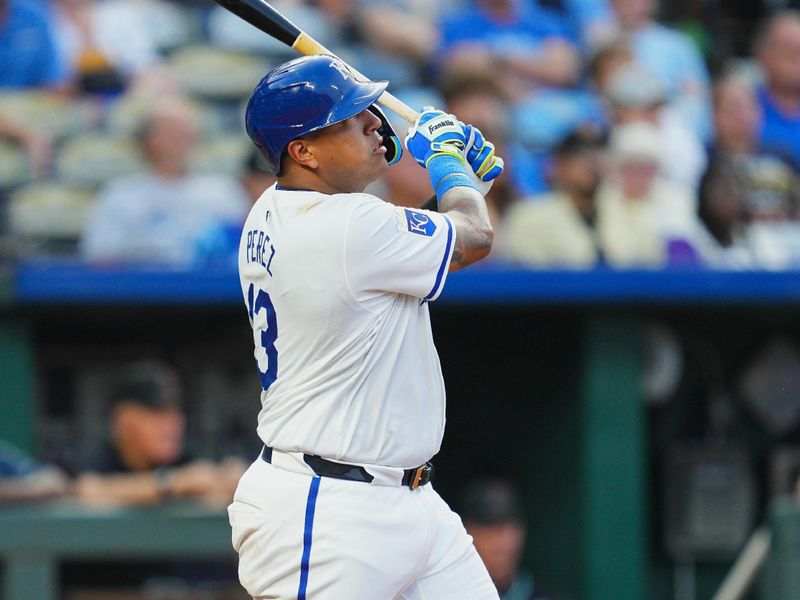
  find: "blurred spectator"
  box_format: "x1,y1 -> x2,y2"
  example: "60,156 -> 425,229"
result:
71,361 -> 245,507
80,95 -> 249,267
0,113 -> 52,177
0,0 -> 69,89
695,74 -> 800,268
587,37 -> 633,94
503,126 -> 606,268
556,0 -> 615,49
604,62 -> 707,191
440,70 -> 526,218
756,11 -> 800,167
504,35 -> 618,182
696,158 -> 757,268
0,439 -> 69,503
209,0 -> 331,55
193,148 -> 275,268
240,147 -> 276,203
607,0 -> 712,140
437,0 -> 582,98
711,75 -> 800,221
460,479 -> 540,600
55,0 -> 150,93
359,0 -> 444,68
596,122 -> 700,267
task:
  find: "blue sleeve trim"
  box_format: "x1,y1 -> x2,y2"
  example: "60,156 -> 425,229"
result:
425,215 -> 455,301
297,476 -> 321,600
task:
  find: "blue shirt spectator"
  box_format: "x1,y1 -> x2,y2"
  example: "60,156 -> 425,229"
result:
439,0 -> 573,56
541,0 -> 614,49
629,24 -> 711,140
757,86 -> 800,169
608,0 -> 712,141
437,0 -> 582,92
81,96 -> 249,267
755,12 -> 800,168
564,0 -> 612,39
0,0 -> 68,88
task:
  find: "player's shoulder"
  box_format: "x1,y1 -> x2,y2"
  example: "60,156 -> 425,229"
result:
300,191 -> 392,224
337,192 -> 424,232
331,191 -> 387,211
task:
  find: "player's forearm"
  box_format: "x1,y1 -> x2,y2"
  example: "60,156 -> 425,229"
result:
438,186 -> 493,271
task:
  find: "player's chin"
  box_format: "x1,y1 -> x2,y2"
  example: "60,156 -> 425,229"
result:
370,150 -> 390,174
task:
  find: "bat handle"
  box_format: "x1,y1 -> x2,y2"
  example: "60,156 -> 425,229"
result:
292,33 -> 420,125
376,91 -> 420,125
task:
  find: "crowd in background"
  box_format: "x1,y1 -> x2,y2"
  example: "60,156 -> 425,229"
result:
2,0 -> 800,269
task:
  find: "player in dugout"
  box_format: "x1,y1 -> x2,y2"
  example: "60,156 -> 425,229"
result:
228,54 -> 505,599
71,360 -> 245,507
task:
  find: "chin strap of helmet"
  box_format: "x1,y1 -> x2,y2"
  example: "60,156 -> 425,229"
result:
368,105 -> 403,167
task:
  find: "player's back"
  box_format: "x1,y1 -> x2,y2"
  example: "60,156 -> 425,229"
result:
238,184 -> 456,468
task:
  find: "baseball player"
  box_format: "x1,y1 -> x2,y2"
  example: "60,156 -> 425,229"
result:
229,54 -> 504,600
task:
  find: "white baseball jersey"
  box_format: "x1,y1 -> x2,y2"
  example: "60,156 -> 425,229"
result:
238,184 -> 456,469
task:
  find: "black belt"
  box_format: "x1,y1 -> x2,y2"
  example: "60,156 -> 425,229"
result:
260,446 -> 433,490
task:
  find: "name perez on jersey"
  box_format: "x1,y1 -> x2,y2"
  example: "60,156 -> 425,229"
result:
245,228 -> 275,276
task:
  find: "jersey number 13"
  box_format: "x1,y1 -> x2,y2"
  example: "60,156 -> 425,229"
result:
247,283 -> 278,392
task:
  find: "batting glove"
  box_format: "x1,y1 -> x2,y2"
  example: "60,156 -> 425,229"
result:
463,124 -> 504,181
405,108 -> 480,199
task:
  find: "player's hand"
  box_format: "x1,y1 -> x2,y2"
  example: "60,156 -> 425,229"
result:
462,124 -> 504,181
405,108 -> 467,168
460,123 -> 505,195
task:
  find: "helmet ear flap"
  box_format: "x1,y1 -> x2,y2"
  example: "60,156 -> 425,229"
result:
367,104 -> 403,166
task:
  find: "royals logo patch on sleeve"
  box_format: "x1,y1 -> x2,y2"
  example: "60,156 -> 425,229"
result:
404,209 -> 437,237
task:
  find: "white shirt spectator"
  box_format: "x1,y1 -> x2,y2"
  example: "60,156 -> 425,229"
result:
658,107 -> 707,194
81,173 -> 249,267
56,0 -> 189,77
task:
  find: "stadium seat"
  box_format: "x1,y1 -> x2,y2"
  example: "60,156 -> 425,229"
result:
191,135 -> 251,177
9,183 -> 95,255
57,135 -> 144,188
0,92 -> 85,141
140,0 -> 200,53
0,141 -> 33,189
107,94 -> 226,138
167,45 -> 270,101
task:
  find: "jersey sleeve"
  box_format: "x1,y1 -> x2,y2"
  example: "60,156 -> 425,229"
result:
344,198 -> 456,302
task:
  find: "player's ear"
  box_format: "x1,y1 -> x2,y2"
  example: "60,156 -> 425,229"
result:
285,139 -> 319,170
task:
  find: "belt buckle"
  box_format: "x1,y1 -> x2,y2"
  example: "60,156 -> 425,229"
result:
408,462 -> 433,490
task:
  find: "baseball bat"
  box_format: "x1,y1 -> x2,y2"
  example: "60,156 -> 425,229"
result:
213,0 -> 420,124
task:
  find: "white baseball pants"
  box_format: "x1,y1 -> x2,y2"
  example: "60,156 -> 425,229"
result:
228,455 -> 499,600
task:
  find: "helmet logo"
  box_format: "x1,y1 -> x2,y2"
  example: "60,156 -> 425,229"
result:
328,59 -> 354,81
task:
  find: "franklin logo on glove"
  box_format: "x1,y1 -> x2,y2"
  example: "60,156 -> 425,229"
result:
428,119 -> 456,134
406,108 -> 505,200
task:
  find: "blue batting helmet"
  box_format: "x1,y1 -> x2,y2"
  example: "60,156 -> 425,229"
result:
245,55 -> 403,173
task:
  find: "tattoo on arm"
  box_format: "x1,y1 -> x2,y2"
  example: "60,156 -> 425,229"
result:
450,243 -> 465,269
439,188 -> 493,271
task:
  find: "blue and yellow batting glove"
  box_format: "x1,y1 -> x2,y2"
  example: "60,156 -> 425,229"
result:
462,124 -> 504,183
405,109 -> 467,166
405,108 -> 480,200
